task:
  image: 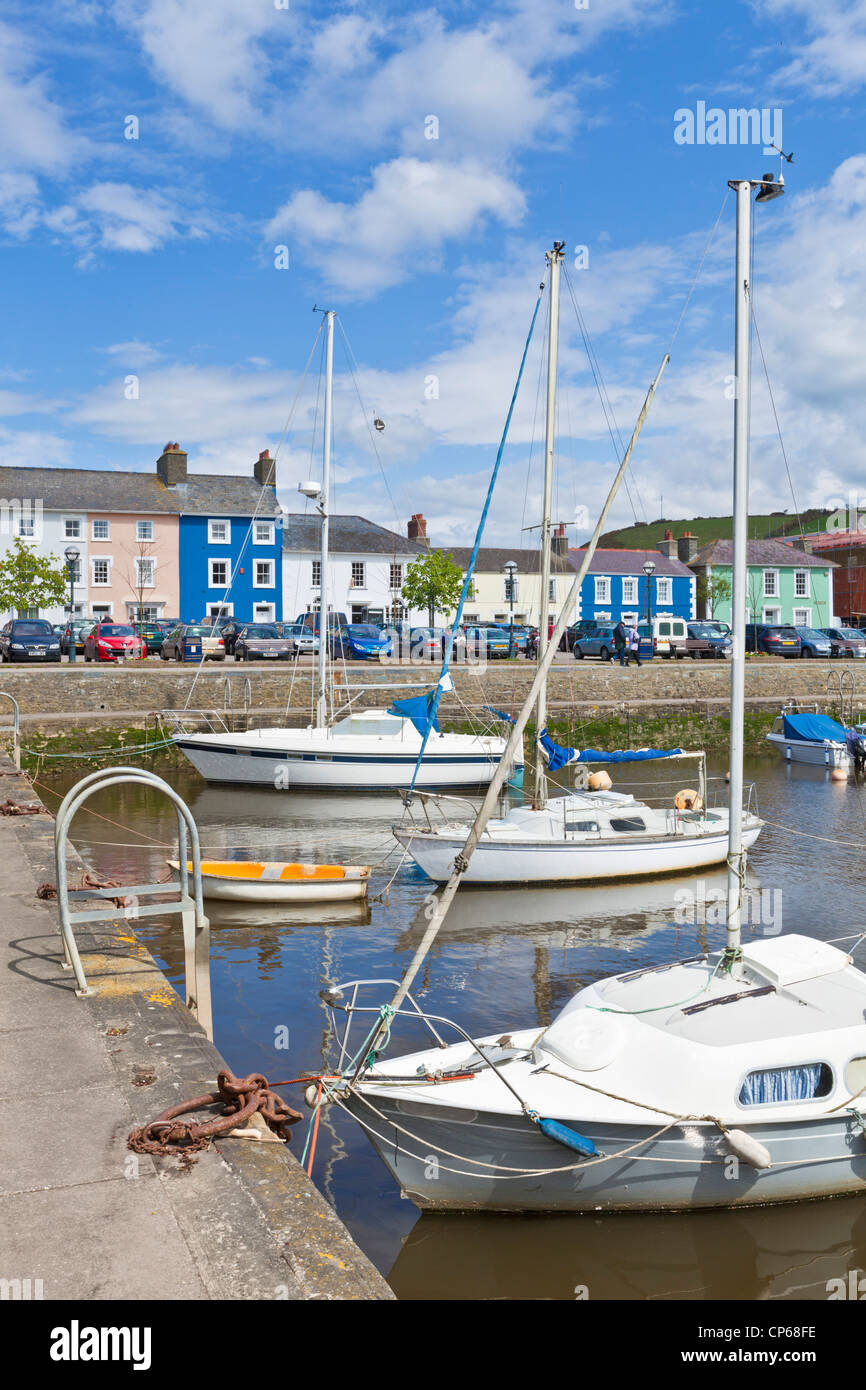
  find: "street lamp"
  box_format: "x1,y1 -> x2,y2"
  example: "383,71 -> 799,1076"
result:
642,558 -> 656,627
64,546 -> 80,663
503,560 -> 518,657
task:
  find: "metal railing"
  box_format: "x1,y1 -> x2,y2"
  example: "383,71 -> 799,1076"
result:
53,767 -> 212,1038
223,675 -> 252,721
0,691 -> 20,768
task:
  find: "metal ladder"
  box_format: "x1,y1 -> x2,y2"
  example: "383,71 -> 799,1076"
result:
53,767 -> 212,1038
0,691 -> 20,768
826,669 -> 856,726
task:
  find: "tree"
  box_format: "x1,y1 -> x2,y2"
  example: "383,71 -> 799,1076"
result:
0,538 -> 68,617
401,550 -> 464,626
696,571 -> 732,619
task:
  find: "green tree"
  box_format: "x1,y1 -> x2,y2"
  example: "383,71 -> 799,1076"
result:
696,571 -> 732,619
401,550 -> 464,626
0,538 -> 69,617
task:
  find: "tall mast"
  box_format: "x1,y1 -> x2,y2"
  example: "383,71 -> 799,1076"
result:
534,242 -> 564,807
725,183 -> 752,954
316,309 -> 335,730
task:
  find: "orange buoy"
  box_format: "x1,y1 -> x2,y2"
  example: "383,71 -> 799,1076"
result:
674,788 -> 704,811
587,771 -> 612,791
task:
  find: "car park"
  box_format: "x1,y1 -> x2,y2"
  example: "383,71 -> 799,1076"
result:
160,623 -> 226,661
0,618 -> 61,663
745,623 -> 802,657
83,622 -> 144,663
686,622 -> 732,659
795,626 -> 833,658
463,626 -> 511,659
821,626 -> 866,659
409,627 -> 467,661
233,623 -> 293,661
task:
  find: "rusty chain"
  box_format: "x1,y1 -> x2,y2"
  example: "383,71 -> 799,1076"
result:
128,1069 -> 303,1168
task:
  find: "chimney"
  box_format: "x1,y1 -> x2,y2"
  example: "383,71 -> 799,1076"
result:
408,513 -> 429,545
677,530 -> 698,564
657,528 -> 676,559
551,522 -> 568,557
254,449 -> 275,487
156,442 -> 187,486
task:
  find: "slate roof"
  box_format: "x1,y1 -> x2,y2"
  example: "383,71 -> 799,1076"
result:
283,514 -> 429,556
434,546 -> 573,575
690,538 -> 836,568
568,547 -> 695,578
0,466 -> 280,517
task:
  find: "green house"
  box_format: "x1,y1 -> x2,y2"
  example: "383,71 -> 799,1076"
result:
689,539 -> 837,628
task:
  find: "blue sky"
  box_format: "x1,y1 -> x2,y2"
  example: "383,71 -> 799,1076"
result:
2,0 -> 866,547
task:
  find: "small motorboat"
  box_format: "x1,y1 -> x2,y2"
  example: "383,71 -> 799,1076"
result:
168,859 -> 370,903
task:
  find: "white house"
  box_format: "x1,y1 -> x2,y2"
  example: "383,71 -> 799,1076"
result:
0,491 -> 88,624
282,513 -> 430,626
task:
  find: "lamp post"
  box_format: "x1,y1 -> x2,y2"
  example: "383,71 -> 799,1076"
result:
642,559 -> 656,637
503,560 -> 518,657
64,546 -> 80,663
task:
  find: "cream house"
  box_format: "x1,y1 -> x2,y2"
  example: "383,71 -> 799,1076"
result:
433,545 -> 575,627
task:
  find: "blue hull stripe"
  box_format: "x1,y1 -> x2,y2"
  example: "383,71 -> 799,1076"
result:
175,740 -> 502,766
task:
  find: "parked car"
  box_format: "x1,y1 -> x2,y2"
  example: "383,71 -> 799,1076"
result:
0,618 -> 61,663
132,620 -> 168,654
573,626 -> 618,661
745,624 -> 802,657
233,624 -> 293,661
330,623 -> 391,661
200,615 -> 240,656
463,626 -> 511,659
795,626 -> 833,659
277,622 -> 319,656
491,623 -> 527,655
60,618 -> 92,655
821,626 -> 866,659
296,610 -> 349,636
408,627 -> 467,661
686,622 -> 732,659
160,623 -> 226,661
83,622 -> 145,663
703,620 -> 731,636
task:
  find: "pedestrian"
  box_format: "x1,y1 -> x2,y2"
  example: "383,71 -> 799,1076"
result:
627,623 -> 642,667
613,619 -> 628,666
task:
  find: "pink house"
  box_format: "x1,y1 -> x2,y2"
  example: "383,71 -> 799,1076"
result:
86,512 -> 179,622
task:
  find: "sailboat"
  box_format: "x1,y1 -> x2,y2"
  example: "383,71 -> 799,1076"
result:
173,310 -> 521,792
311,174 -> 866,1212
393,245 -> 761,883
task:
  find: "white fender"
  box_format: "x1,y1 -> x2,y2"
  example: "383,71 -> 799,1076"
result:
725,1128 -> 772,1169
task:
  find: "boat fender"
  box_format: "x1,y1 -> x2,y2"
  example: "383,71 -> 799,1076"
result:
304,1084 -> 320,1109
724,1128 -> 771,1169
674,788 -> 703,811
535,1115 -> 597,1157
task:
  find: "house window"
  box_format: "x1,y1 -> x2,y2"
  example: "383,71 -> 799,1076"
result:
549,578 -> 557,601
128,603 -> 160,621
206,602 -> 233,617
92,558 -> 111,585
794,608 -> 811,627
351,562 -> 365,588
208,519 -> 230,544
92,519 -> 110,540
68,559 -> 82,584
312,560 -> 321,587
656,577 -> 672,605
594,576 -> 610,604
135,558 -> 156,588
622,577 -> 638,605
136,520 -> 154,542
763,606 -> 781,625
254,559 -> 274,588
253,521 -> 274,545
390,563 -> 402,589
794,570 -> 809,597
209,559 -> 230,588
64,519 -> 81,539
18,516 -> 35,538
91,603 -> 112,618
763,569 -> 778,597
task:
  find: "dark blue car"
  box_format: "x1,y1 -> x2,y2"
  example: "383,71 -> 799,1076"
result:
330,623 -> 390,661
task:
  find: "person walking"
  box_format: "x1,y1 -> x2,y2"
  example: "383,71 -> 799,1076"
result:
627,623 -> 642,667
613,620 -> 628,666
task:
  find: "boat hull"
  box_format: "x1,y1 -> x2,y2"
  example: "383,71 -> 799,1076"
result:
393,820 -> 763,884
766,733 -> 849,768
174,739 -> 513,790
347,1093 -> 866,1212
197,876 -> 368,903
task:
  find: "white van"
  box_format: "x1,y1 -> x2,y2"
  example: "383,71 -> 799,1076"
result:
637,616 -> 689,658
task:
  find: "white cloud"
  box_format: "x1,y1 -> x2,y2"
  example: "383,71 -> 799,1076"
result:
44,181 -> 219,259
267,156 -> 525,296
101,341 -> 165,367
0,20 -> 84,173
759,0 -> 866,94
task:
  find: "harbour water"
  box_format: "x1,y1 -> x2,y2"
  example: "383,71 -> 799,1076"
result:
38,753 -> 866,1299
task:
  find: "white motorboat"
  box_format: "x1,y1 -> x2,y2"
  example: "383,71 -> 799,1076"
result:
394,784 -> 762,884
766,707 -> 853,769
311,182 -> 866,1214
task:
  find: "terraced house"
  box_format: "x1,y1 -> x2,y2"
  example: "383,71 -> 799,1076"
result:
688,538 -> 836,628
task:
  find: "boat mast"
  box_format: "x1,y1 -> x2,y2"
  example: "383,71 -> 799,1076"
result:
316,309 -> 335,730
534,241 -> 565,807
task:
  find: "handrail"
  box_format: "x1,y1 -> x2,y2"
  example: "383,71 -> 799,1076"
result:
53,767 -> 212,1038
0,691 -> 20,768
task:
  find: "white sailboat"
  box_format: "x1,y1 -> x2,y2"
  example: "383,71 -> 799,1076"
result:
393,245 -> 761,882
315,175 -> 866,1213
173,310 -> 520,792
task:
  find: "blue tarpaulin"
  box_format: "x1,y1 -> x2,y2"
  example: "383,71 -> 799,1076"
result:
539,729 -> 685,769
782,713 -> 847,743
484,706 -> 516,724
538,730 -> 578,771
390,692 -> 440,736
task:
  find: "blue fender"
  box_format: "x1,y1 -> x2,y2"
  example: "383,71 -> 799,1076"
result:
536,1116 -> 597,1157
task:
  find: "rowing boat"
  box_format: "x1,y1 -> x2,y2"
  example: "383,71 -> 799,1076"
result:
168,859 -> 370,903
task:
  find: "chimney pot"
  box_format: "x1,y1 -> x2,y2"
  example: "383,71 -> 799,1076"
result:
156,442 -> 187,486
408,513 -> 429,545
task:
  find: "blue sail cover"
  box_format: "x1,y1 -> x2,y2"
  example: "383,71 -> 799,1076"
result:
782,713 -> 847,743
484,706 -> 516,724
539,730 -> 685,768
389,692 -> 440,737
538,730 -> 578,771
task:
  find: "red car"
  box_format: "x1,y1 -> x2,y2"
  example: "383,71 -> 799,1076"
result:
83,622 -> 145,662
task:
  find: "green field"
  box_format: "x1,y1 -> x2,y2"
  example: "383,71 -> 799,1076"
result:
599,508 -> 831,550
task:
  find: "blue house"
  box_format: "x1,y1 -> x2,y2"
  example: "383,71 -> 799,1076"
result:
170,447 -> 283,623
567,547 -> 695,625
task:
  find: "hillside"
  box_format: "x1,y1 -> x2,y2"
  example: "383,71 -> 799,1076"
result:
598,509 -> 831,551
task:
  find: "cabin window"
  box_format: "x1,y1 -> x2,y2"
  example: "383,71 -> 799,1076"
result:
845,1058 -> 866,1095
738,1063 -> 832,1106
609,817 -> 646,832
565,820 -> 599,833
